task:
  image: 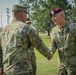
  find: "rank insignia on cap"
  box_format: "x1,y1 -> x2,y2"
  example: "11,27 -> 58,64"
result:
50,8 -> 62,17
51,11 -> 54,16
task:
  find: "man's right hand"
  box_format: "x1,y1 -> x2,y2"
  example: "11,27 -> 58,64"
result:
47,52 -> 53,60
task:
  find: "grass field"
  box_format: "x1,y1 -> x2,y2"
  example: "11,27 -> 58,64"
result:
35,35 -> 58,75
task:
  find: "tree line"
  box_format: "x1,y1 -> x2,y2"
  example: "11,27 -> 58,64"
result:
18,0 -> 76,36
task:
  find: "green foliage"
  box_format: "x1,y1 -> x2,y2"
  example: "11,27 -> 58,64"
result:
18,0 -> 72,34
70,0 -> 76,22
31,0 -> 72,33
18,0 -> 27,6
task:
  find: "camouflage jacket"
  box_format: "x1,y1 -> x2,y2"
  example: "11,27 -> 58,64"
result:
0,19 -> 51,74
29,25 -> 37,57
50,23 -> 76,68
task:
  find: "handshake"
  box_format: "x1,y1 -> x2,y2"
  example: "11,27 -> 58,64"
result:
47,52 -> 53,60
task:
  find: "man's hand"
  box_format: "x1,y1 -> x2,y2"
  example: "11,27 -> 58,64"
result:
0,69 -> 3,75
47,52 -> 53,60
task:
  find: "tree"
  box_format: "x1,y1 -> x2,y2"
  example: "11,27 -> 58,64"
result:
18,0 -> 72,36
31,0 -> 72,36
70,0 -> 76,23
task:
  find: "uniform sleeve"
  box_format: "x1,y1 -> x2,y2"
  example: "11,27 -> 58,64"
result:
49,29 -> 57,54
0,35 -> 3,69
25,26 -> 51,58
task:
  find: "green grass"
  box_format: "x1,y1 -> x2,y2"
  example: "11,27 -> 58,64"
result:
35,35 -> 58,75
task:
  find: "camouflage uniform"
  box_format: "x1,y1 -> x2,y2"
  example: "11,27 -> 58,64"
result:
26,20 -> 37,75
29,46 -> 36,75
0,4 -> 51,75
50,23 -> 76,75
29,25 -> 37,75
0,18 -> 51,75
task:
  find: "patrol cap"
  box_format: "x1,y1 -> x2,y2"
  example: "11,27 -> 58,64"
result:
12,4 -> 27,13
50,8 -> 62,17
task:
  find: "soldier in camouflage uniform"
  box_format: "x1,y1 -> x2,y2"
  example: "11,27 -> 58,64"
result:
50,8 -> 76,75
0,4 -> 52,75
26,19 -> 37,75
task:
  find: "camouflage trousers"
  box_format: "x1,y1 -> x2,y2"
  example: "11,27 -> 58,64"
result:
31,56 -> 36,75
32,64 -> 36,75
31,50 -> 36,75
58,67 -> 76,75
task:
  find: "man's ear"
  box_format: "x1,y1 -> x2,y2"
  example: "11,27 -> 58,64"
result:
20,12 -> 24,18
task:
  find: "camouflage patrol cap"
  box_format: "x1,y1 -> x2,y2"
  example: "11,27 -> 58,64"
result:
50,8 -> 62,17
12,4 -> 27,13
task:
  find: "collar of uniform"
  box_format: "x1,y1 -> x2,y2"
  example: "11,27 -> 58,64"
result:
64,23 -> 69,32
57,23 -> 69,33
57,25 -> 61,32
57,25 -> 64,32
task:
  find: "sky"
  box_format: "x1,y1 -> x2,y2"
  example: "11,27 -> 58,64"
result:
0,0 -> 73,27
0,0 -> 19,27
